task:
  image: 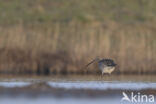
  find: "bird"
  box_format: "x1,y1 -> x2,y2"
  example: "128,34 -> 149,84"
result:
85,58 -> 117,75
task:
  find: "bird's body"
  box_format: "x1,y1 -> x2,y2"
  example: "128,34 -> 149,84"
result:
86,58 -> 117,75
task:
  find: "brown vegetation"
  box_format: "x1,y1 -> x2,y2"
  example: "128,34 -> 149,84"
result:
0,22 -> 156,75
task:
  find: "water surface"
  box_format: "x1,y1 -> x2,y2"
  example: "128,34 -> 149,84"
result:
0,75 -> 156,104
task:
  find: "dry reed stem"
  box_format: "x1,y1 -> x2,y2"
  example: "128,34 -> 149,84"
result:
0,22 -> 156,75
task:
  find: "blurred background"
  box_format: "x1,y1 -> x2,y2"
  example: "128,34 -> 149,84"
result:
1,1 -> 156,104
0,0 -> 156,75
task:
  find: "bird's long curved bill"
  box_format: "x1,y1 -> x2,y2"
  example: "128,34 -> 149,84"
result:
85,59 -> 96,68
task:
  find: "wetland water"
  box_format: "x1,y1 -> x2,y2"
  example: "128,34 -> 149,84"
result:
0,75 -> 156,104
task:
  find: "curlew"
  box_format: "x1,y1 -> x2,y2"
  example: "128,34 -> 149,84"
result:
86,58 -> 117,75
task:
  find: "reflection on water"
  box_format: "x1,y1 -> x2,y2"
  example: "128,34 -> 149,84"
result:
1,96 -> 156,104
1,81 -> 156,90
0,75 -> 156,104
48,81 -> 156,90
0,97 -> 120,104
0,82 -> 31,88
0,81 -> 156,90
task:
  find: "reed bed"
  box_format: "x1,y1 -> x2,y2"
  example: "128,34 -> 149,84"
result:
0,22 -> 156,75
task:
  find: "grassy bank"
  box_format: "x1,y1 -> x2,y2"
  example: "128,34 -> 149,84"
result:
0,0 -> 156,25
0,0 -> 156,75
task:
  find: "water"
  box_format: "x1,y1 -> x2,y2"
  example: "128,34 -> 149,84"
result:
1,81 -> 156,90
0,97 -> 120,104
0,75 -> 156,104
48,81 -> 156,90
0,82 -> 31,88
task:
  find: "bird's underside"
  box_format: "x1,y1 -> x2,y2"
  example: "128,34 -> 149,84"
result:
101,66 -> 115,75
